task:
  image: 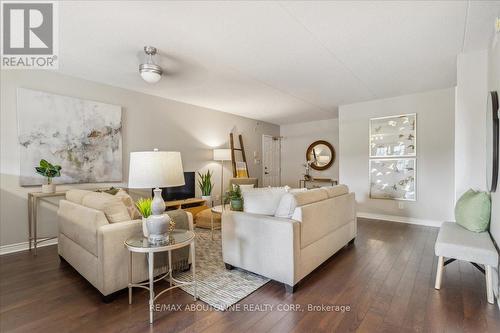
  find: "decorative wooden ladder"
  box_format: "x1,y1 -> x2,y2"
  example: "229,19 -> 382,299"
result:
229,133 -> 250,178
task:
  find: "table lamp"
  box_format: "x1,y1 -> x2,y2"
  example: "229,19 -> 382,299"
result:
128,149 -> 184,244
213,148 -> 231,204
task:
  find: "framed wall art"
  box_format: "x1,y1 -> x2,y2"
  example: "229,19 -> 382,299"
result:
17,88 -> 123,185
370,114 -> 416,157
369,158 -> 416,201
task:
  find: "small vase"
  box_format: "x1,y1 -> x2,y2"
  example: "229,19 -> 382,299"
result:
142,217 -> 149,238
41,184 -> 56,193
230,199 -> 243,211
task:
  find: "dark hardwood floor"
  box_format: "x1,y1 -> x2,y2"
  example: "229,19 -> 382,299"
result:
1,218 -> 499,332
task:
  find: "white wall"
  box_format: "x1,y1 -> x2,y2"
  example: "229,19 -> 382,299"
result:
455,50 -> 488,200
0,70 -> 279,247
339,88 -> 455,225
280,119 -> 339,187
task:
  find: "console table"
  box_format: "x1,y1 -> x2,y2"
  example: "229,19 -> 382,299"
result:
299,178 -> 338,189
28,191 -> 67,255
165,198 -> 207,217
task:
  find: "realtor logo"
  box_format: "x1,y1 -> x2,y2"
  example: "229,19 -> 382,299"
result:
1,1 -> 58,69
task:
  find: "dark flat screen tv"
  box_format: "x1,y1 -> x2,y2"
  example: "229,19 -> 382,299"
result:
156,171 -> 195,201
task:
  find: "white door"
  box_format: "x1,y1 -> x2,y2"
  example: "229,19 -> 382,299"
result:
262,135 -> 281,187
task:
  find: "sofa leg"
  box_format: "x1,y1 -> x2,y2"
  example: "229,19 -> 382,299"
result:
284,284 -> 297,293
58,255 -> 67,264
101,293 -> 116,303
348,238 -> 355,246
224,263 -> 234,270
435,256 -> 444,290
486,265 -> 494,304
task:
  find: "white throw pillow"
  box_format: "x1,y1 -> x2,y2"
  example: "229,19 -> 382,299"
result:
242,187 -> 288,215
274,193 -> 296,218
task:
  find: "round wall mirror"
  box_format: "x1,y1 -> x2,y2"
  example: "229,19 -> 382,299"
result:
306,140 -> 335,171
486,91 -> 499,192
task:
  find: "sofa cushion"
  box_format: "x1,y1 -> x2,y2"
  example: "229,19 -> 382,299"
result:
242,187 -> 288,215
322,185 -> 349,198
66,189 -> 93,205
81,192 -> 131,223
275,188 -> 328,218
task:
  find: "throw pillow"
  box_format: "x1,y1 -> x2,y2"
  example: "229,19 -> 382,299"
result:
95,187 -> 120,195
455,189 -> 491,232
242,187 -> 288,215
115,189 -> 142,220
81,192 -> 131,223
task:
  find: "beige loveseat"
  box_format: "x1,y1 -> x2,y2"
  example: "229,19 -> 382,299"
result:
57,189 -> 193,300
222,185 -> 356,292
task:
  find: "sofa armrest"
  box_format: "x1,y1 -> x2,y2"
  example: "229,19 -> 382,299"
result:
58,200 -> 109,256
221,211 -> 300,285
96,211 -> 194,295
96,220 -> 142,295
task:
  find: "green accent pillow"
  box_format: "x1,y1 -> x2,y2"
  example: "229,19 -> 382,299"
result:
455,189 -> 491,232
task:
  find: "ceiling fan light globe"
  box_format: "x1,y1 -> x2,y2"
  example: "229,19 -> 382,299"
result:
140,70 -> 162,83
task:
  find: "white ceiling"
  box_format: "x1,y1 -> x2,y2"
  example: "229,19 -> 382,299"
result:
58,1 -> 500,125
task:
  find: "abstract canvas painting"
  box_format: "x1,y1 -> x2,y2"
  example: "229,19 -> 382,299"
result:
370,114 -> 416,157
369,158 -> 416,201
17,88 -> 122,185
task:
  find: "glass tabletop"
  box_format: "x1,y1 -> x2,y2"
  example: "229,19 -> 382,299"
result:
211,204 -> 230,214
125,230 -> 195,252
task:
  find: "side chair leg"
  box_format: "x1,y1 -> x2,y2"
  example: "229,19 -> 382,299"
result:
435,256 -> 444,290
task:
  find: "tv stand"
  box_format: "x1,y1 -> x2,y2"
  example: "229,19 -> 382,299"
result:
165,198 -> 208,217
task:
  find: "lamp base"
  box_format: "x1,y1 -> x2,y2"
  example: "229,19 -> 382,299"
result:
146,214 -> 170,245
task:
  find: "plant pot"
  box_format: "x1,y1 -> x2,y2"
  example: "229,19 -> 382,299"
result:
41,184 -> 56,193
142,217 -> 149,238
201,195 -> 212,203
230,199 -> 243,211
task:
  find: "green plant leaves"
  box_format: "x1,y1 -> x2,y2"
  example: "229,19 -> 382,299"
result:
198,170 -> 214,196
135,198 -> 152,218
35,159 -> 62,180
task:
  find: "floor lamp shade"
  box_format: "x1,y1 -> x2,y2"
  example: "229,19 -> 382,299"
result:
128,151 -> 185,188
213,149 -> 231,161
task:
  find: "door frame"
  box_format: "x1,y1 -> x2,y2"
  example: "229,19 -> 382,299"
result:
262,134 -> 282,187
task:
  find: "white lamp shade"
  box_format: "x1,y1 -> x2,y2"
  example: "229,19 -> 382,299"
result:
213,148 -> 231,161
128,151 -> 185,188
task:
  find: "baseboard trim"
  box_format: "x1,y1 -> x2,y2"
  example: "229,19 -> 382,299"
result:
0,239 -> 58,255
357,212 -> 443,228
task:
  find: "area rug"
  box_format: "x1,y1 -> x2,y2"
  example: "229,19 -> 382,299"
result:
175,228 -> 270,311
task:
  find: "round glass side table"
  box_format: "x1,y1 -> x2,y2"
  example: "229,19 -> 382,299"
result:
125,229 -> 197,324
210,204 -> 230,240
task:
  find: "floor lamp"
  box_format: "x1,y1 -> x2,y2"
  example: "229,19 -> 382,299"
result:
213,149 -> 232,205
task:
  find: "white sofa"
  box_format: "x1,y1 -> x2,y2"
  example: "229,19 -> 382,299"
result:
57,189 -> 193,300
221,185 -> 356,292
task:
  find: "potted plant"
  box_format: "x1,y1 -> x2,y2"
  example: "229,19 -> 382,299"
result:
225,184 -> 243,211
198,170 -> 213,203
35,159 -> 61,193
136,198 -> 152,238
